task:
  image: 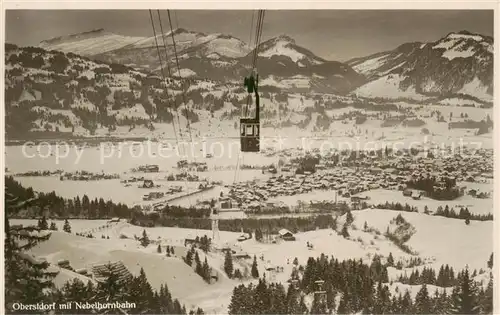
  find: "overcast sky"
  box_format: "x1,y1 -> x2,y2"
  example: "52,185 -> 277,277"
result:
5,10 -> 494,61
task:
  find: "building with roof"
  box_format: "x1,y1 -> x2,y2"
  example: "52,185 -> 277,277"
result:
91,261 -> 133,284
278,229 -> 296,241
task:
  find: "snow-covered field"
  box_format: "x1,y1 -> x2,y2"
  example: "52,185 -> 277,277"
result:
12,208 -> 493,314
359,188 -> 493,215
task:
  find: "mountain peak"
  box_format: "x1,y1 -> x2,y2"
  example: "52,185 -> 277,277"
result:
170,27 -> 200,36
273,34 -> 295,44
38,28 -> 145,56
443,30 -> 488,42
40,28 -> 108,45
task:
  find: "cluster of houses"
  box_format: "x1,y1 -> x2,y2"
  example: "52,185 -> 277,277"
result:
59,171 -> 119,181
177,160 -> 209,172
216,147 -> 492,211
141,182 -> 183,201
131,164 -> 160,173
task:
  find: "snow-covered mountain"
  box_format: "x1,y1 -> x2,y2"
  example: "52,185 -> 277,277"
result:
39,28 -> 145,56
239,35 -> 365,94
35,28 -> 493,101
348,31 -> 493,103
117,28 -> 251,59
255,35 -> 326,66
36,29 -> 363,94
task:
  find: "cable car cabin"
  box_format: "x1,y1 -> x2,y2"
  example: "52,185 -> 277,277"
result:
240,73 -> 260,152
240,119 -> 260,152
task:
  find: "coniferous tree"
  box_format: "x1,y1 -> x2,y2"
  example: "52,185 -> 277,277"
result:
224,251 -> 234,278
373,281 -> 391,314
49,222 -> 58,231
452,268 -> 480,314
255,228 -> 264,242
4,188 -> 56,313
253,278 -> 270,314
346,210 -> 354,225
387,252 -> 395,267
140,229 -> 150,247
286,282 -> 301,314
487,253 -> 493,269
59,279 -> 93,313
63,219 -> 71,233
299,295 -> 308,314
195,251 -> 202,275
94,263 -> 130,304
479,274 -> 493,314
251,255 -> 260,278
228,284 -> 251,314
185,248 -> 193,266
157,244 -> 162,253
37,216 -> 49,230
311,293 -> 328,315
401,290 -> 413,314
166,246 -> 171,256
337,294 -> 348,315
233,269 -> 242,279
424,205 -> 430,214
341,223 -> 349,238
414,284 -> 432,314
202,257 -> 211,282
325,282 -> 336,312
129,268 -> 154,313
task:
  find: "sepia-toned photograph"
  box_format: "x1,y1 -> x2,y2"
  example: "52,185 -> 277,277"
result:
3,6 -> 496,315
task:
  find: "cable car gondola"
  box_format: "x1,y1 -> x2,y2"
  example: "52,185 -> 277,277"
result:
240,9 -> 265,153
240,71 -> 260,152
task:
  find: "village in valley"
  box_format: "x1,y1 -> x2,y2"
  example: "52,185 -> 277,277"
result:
4,8 -> 495,315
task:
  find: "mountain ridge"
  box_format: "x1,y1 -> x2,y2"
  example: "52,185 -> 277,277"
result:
28,28 -> 495,102
347,31 -> 493,101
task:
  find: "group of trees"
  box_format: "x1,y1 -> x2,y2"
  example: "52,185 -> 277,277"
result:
134,213 -> 336,237
397,265 -> 459,287
50,268 -> 202,315
383,214 -> 417,255
292,153 -> 320,174
373,201 -> 419,213
229,278 -> 298,314
157,244 -> 175,257
434,205 -> 493,221
37,217 -> 71,233
139,229 -> 150,247
184,246 -> 213,283
6,176 -> 135,219
406,176 -> 462,201
228,253 -> 493,315
223,252 -> 259,280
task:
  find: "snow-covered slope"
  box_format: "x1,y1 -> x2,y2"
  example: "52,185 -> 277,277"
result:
256,35 -> 325,66
348,31 -> 493,102
126,28 -> 250,59
39,28 -> 145,56
353,74 -> 430,100
11,211 -> 492,314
